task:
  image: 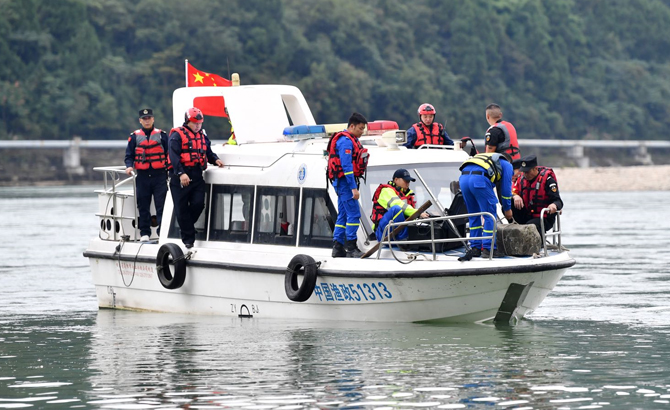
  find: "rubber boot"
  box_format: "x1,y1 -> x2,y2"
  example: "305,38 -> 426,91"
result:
332,240 -> 346,258
345,240 -> 364,258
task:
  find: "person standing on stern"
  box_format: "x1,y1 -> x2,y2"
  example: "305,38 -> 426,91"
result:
167,107 -> 224,249
124,108 -> 169,242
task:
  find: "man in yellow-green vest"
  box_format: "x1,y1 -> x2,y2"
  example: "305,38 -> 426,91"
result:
370,169 -> 429,242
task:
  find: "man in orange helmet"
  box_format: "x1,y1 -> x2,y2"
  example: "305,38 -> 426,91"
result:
403,103 -> 454,149
167,107 -> 224,249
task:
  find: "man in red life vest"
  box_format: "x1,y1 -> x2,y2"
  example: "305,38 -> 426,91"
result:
403,103 -> 454,149
124,108 -> 169,242
327,112 -> 369,258
370,169 -> 429,244
484,103 -> 520,161
512,154 -> 563,234
167,107 -> 224,249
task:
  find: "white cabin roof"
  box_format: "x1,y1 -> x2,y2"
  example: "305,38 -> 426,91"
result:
172,85 -> 316,145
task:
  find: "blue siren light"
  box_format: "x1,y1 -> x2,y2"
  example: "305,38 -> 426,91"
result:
283,125 -> 327,140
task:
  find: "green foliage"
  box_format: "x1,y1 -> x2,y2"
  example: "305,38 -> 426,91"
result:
0,0 -> 668,141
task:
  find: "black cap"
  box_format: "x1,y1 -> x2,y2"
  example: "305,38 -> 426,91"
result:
393,168 -> 415,182
139,108 -> 154,118
519,154 -> 538,172
512,159 -> 522,170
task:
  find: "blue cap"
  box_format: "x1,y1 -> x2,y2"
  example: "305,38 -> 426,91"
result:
393,169 -> 415,182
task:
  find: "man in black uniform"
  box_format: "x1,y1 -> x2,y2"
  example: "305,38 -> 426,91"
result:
168,107 -> 224,249
512,154 -> 563,234
124,108 -> 168,242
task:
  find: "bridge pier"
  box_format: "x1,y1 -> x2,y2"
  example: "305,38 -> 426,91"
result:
567,144 -> 590,168
63,137 -> 85,176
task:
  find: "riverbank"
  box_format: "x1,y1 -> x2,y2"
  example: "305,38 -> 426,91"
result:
554,165 -> 670,192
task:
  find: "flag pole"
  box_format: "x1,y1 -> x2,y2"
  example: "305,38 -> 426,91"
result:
185,59 -> 188,87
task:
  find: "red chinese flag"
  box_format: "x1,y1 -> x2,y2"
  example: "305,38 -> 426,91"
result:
186,62 -> 231,117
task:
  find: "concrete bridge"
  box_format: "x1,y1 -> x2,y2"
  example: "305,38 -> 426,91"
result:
1,137 -> 669,174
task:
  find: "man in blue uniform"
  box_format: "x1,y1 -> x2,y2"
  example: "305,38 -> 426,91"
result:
168,107 -> 224,249
458,153 -> 513,260
124,108 -> 168,242
327,112 -> 368,258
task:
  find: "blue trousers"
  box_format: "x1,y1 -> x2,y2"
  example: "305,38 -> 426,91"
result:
135,169 -> 167,237
459,172 -> 498,250
333,181 -> 360,244
375,205 -> 408,242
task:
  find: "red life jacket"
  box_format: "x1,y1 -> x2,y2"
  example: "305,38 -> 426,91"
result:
326,131 -> 369,180
412,122 -> 445,146
370,183 -> 416,226
489,120 -> 520,160
133,128 -> 166,170
517,166 -> 557,218
167,126 -> 207,169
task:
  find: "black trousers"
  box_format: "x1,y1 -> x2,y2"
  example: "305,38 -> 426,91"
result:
135,169 -> 167,237
169,172 -> 206,245
513,207 -> 556,234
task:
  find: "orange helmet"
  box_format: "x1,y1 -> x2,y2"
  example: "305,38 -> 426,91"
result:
417,103 -> 436,116
185,107 -> 204,124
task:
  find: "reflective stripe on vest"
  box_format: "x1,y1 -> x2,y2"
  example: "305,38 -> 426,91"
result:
413,122 -> 444,146
518,166 -> 557,218
133,128 -> 166,170
167,126 -> 207,169
459,152 -> 505,183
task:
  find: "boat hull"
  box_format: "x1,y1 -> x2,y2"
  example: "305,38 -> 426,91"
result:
85,241 -> 573,323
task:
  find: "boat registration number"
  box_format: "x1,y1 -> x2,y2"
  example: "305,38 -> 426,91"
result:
314,282 -> 393,302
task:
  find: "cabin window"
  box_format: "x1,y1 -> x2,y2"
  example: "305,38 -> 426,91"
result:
209,185 -> 254,243
254,187 -> 298,246
299,189 -> 336,248
168,184 -> 210,241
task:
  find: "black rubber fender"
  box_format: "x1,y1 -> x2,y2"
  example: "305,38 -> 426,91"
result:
156,243 -> 186,289
285,254 -> 319,302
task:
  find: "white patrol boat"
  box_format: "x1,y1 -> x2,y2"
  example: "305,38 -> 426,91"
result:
84,80 -> 575,324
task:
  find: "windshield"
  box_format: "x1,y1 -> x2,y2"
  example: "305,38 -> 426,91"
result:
360,163 -> 461,219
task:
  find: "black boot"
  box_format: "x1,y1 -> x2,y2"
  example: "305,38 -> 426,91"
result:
345,240 -> 364,258
332,240 -> 346,258
458,247 -> 481,262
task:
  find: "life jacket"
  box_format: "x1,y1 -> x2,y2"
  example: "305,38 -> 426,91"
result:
326,131 -> 369,180
488,121 -> 520,160
133,128 -> 166,170
517,166 -> 557,218
370,182 -> 416,226
412,122 -> 445,146
167,126 -> 207,169
459,152 -> 506,183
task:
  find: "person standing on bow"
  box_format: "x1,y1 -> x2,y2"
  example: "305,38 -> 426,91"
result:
403,103 -> 454,149
458,152 -> 513,260
124,108 -> 169,242
512,154 -> 563,234
484,103 -> 520,161
327,112 -> 369,258
168,107 -> 224,249
370,169 -> 429,243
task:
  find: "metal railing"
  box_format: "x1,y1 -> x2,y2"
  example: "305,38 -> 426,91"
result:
93,166 -> 138,241
540,209 -> 562,257
375,208 -> 564,261
376,211 -> 498,261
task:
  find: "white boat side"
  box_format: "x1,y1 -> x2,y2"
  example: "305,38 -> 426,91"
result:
85,83 -> 575,323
